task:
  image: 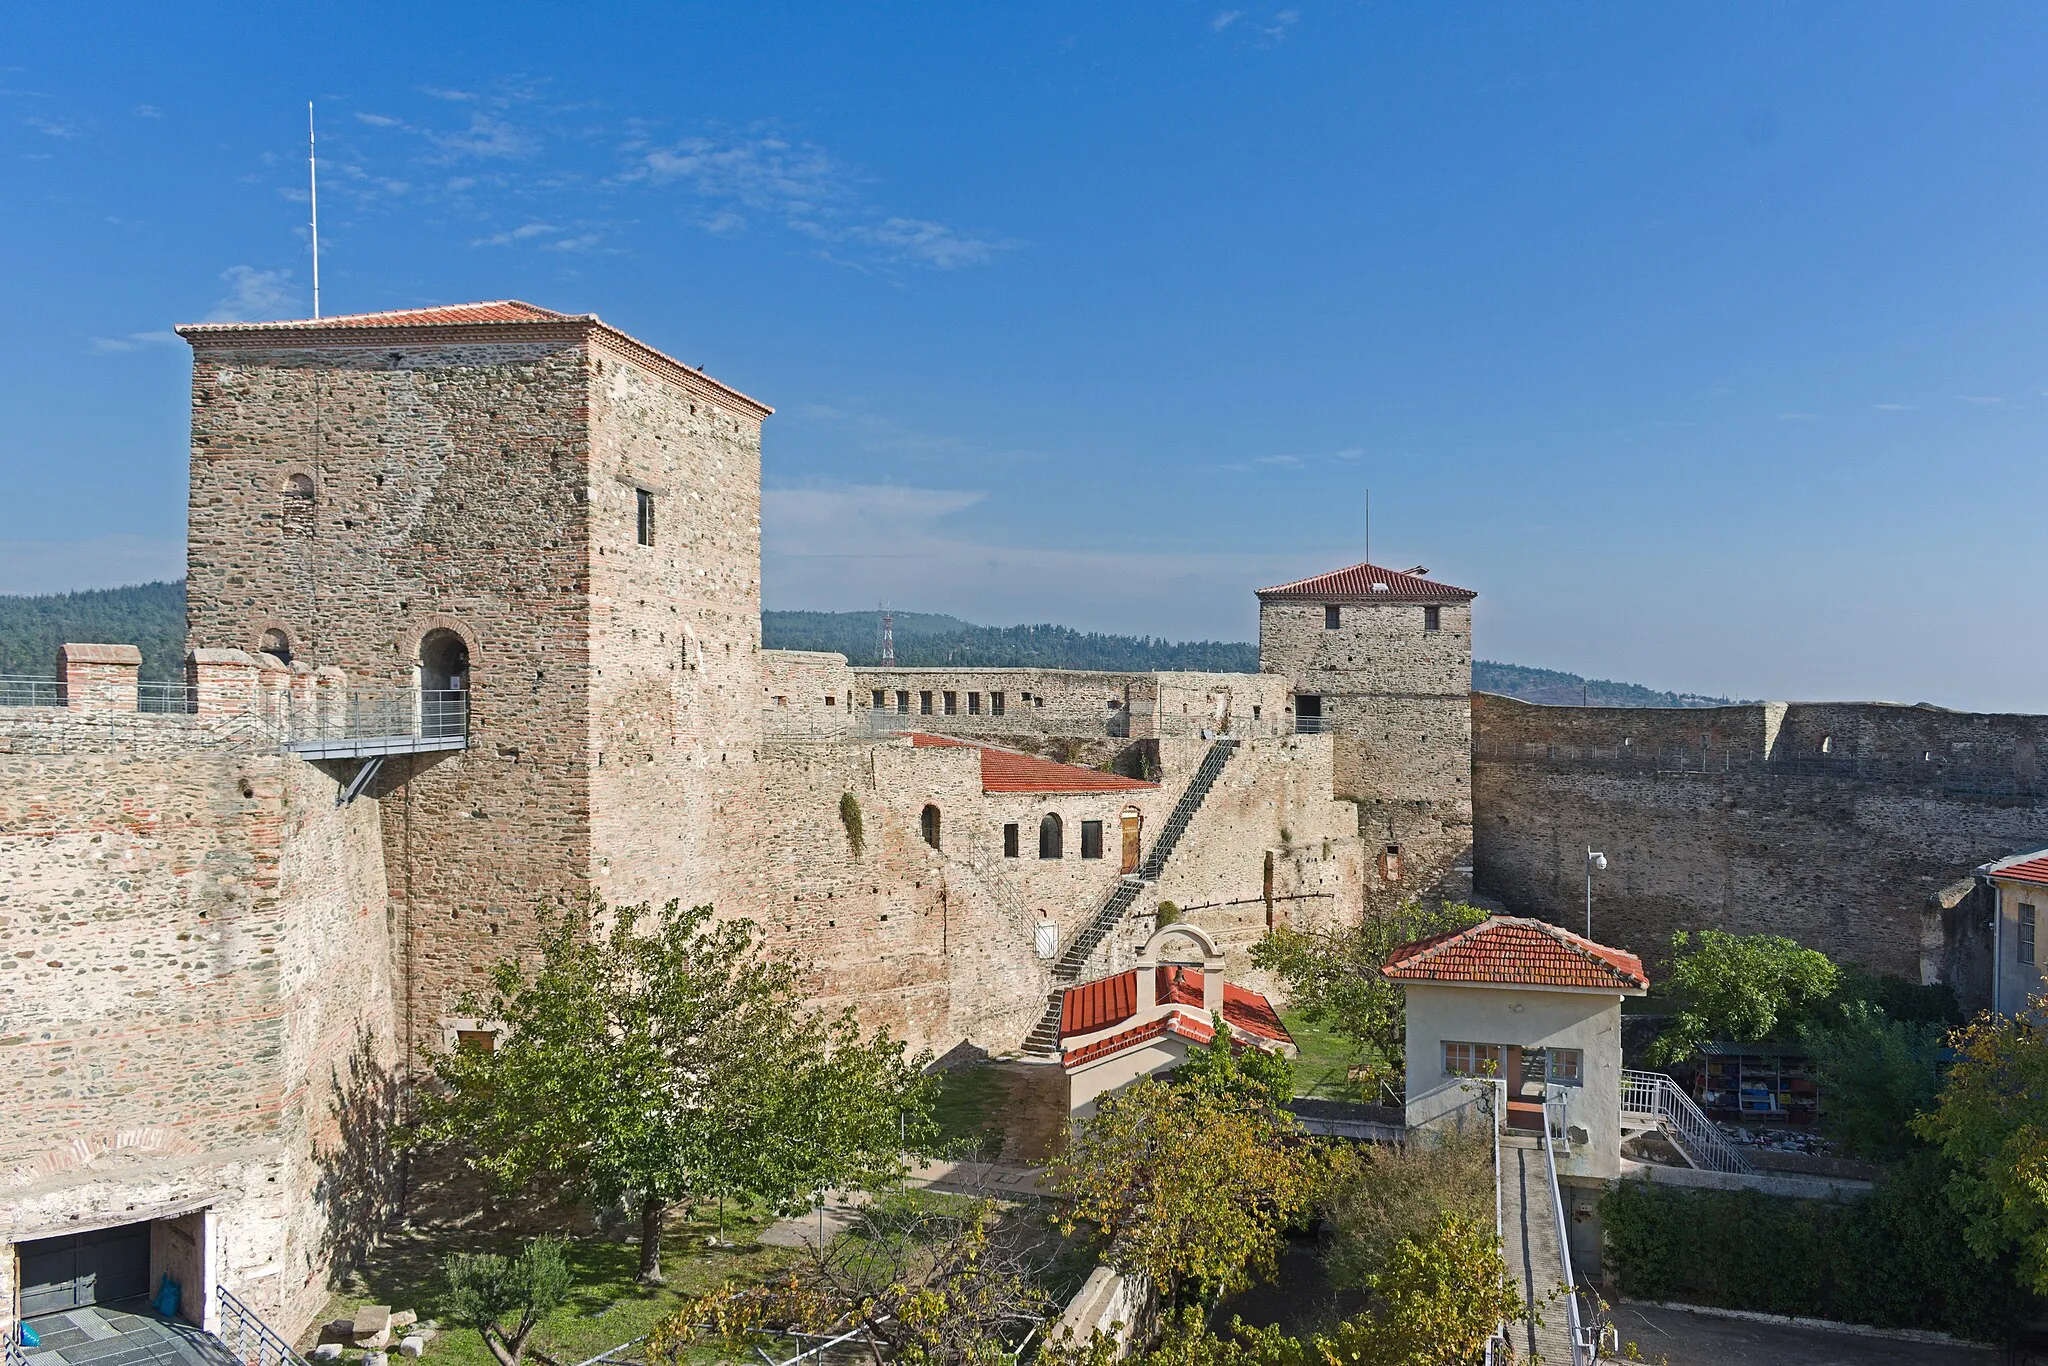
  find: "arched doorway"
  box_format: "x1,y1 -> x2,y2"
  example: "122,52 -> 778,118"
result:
1119,806 -> 1143,874
419,629 -> 469,738
920,804 -> 942,850
1038,812 -> 1063,859
258,628 -> 293,666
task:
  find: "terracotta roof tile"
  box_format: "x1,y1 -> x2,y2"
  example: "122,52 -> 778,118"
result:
1987,852 -> 2048,887
1381,916 -> 1648,992
1256,561 -> 1475,603
1058,967 -> 1291,1046
903,732 -> 1157,794
179,300 -> 578,331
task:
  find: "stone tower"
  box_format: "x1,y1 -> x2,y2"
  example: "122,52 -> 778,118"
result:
177,301 -> 771,1059
1256,561 -> 1476,900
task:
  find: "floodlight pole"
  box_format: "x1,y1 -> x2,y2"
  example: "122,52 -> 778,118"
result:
1585,847 -> 1607,938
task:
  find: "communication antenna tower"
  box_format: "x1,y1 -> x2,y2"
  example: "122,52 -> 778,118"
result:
308,102 -> 321,319
878,604 -> 895,666
1363,487 -> 1371,567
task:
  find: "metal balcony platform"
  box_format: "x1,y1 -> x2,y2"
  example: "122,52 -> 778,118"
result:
284,733 -> 468,760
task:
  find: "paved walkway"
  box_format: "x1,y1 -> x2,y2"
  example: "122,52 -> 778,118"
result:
756,1161 -> 1052,1248
1609,1302 -> 1997,1365
1500,1144 -> 1576,1365
23,1303 -> 237,1366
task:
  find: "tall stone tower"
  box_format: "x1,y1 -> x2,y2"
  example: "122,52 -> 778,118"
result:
177,301 -> 771,1059
1256,561 -> 1476,901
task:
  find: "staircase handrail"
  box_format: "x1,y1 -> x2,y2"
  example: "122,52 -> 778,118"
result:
217,1285 -> 315,1366
1539,1107 -> 1591,1366
1621,1068 -> 1756,1175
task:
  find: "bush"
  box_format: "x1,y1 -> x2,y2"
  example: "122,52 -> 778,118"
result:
1600,1161 -> 2029,1343
838,792 -> 864,857
1321,1128 -> 1491,1290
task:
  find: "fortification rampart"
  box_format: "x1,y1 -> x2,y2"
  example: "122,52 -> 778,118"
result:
0,660 -> 394,1339
1473,693 -> 2048,994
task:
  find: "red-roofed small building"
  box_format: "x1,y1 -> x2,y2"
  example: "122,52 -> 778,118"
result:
1979,848 -> 2048,1013
1058,924 -> 1294,1118
1384,915 -> 1647,1180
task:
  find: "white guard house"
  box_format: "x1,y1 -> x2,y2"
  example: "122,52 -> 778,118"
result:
1384,915 -> 1648,1181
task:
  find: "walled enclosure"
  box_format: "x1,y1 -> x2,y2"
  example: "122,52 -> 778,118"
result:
0,694 -> 393,1339
1473,692 -> 2048,991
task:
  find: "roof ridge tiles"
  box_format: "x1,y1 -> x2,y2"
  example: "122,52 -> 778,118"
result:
1255,560 -> 1476,603
1381,914 -> 1648,992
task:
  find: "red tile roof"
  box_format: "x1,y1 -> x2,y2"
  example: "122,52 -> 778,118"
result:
1381,916 -> 1648,992
1986,851 -> 2048,887
180,300 -> 577,330
903,733 -> 1157,794
1058,966 -> 1291,1045
1256,561 -> 1475,603
175,300 -> 772,417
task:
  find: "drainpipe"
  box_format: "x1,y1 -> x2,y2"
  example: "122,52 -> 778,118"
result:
1992,878 -> 2003,1016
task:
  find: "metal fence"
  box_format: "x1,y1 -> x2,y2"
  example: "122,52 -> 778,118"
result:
0,675 -> 63,707
216,1286 -> 313,1366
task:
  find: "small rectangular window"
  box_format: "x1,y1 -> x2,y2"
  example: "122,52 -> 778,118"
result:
968,692 -> 981,715
1003,823 -> 1020,858
2022,903 -> 2038,966
896,690 -> 910,715
872,689 -> 886,710
1081,820 -> 1104,859
1324,604 -> 1341,630
824,695 -> 836,706
920,691 -> 934,715
944,691 -> 957,715
991,691 -> 1005,717
1443,1042 -> 1479,1077
1548,1048 -> 1583,1085
636,488 -> 655,547
456,1028 -> 498,1054
1423,605 -> 1441,632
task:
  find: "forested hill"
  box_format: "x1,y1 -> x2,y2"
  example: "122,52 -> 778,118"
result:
762,610 -> 1260,672
0,581 -> 186,679
0,583 -> 1737,707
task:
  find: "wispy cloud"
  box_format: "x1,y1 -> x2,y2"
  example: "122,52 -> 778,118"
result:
1777,411 -> 1817,421
1211,11 -> 1244,32
133,104 -> 162,120
24,115 -> 80,138
90,330 -> 179,354
204,265 -> 297,323
1213,445 -> 1364,473
1959,394 -> 2006,406
1872,402 -> 1915,411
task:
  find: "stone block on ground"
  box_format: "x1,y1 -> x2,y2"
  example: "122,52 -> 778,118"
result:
319,1320 -> 356,1345
364,1353 -> 389,1366
312,1345 -> 343,1362
353,1306 -> 393,1338
398,1336 -> 428,1358
389,1311 -> 417,1331
353,1330 -> 392,1351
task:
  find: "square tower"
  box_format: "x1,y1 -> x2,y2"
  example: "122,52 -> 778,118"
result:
1257,561 -> 1475,893
177,301 -> 771,1059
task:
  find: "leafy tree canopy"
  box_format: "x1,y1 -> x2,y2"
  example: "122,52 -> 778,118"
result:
1647,929 -> 1840,1066
414,899 -> 933,1283
1171,1017 -> 1295,1109
1047,1078 -> 1328,1307
1798,1002 -> 1949,1162
441,1237 -> 571,1366
1912,996 -> 2048,1295
1248,903 -> 1487,1085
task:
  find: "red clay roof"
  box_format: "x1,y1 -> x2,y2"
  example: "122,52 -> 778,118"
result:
1059,966 -> 1291,1045
903,733 -> 1157,794
1381,916 -> 1648,992
1988,853 -> 2048,887
1256,561 -> 1475,603
179,300 -> 579,331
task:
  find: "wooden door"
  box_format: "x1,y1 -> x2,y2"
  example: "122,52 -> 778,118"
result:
1120,808 -> 1142,874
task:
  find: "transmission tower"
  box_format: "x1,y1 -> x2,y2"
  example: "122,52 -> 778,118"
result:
878,604 -> 895,666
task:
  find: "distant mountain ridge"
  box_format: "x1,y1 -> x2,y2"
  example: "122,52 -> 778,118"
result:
0,583 -> 1737,708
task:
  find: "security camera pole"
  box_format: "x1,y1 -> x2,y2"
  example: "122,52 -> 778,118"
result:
1586,846 -> 1608,938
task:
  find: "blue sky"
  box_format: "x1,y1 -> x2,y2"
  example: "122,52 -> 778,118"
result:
4,5 -> 2046,710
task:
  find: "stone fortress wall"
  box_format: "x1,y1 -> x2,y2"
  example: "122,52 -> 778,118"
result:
1472,692 -> 2048,999
0,654 -> 394,1340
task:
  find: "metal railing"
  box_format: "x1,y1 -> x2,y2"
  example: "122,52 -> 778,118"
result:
1293,715 -> 1330,734
139,681 -> 196,713
216,1286 -> 313,1366
1539,1100 -> 1592,1366
6,1320 -> 31,1366
1484,1078 -> 1509,1366
1620,1068 -> 1755,1175
0,675 -> 63,707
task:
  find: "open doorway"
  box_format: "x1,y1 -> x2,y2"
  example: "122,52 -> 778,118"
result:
419,629 -> 469,738
1119,806 -> 1143,874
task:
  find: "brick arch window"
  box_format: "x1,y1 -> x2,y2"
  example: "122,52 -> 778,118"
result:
258,628 -> 294,666
921,804 -> 942,851
1039,812 -> 1064,860
282,472 -> 315,536
419,628 -> 470,739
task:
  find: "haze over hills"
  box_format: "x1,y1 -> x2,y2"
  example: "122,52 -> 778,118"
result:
0,585 -> 1738,709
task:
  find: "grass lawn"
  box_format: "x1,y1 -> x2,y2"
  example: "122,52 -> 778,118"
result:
1282,1010 -> 1373,1102
308,1200 -> 799,1366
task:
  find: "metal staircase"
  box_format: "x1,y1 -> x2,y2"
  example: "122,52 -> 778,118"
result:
1022,739 -> 1240,1056
1620,1068 -> 1757,1175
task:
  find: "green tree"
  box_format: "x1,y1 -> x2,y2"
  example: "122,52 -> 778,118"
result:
441,1237 -> 571,1366
1798,1001 -> 1947,1162
416,899 -> 932,1283
1647,929 -> 1839,1065
1320,1128 -> 1492,1290
1047,1078 -> 1325,1307
1249,903 -> 1487,1084
1912,997 -> 2048,1294
1173,1017 -> 1295,1108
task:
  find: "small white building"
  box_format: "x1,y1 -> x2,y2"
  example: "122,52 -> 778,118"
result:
1385,915 -> 1648,1181
1058,924 -> 1294,1119
1980,848 -> 2048,1016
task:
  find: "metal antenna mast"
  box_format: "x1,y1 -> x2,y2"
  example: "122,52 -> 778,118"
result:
1364,488 -> 1371,567
878,605 -> 895,666
308,102 -> 320,319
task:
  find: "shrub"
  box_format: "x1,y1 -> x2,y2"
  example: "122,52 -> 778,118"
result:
839,791 -> 864,856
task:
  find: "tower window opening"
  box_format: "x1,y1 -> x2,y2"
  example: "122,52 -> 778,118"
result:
897,690 -> 910,714
420,628 -> 470,739
921,804 -> 942,850
1423,605 -> 1441,632
259,628 -> 294,666
636,488 -> 656,547
1039,812 -> 1063,859
1080,820 -> 1104,860
920,691 -> 934,715
991,691 -> 1006,717
1324,604 -> 1341,629
1003,822 -> 1019,858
